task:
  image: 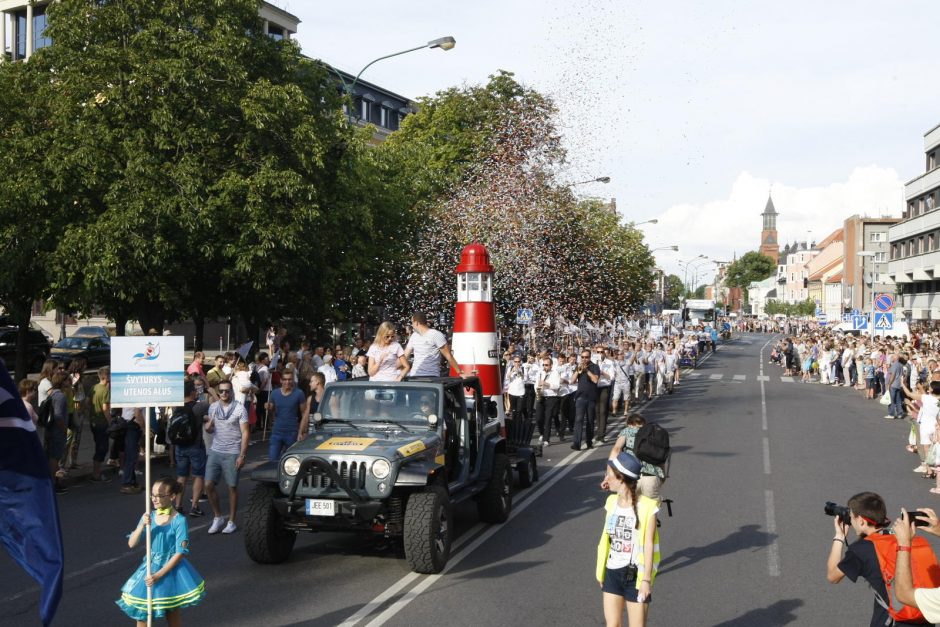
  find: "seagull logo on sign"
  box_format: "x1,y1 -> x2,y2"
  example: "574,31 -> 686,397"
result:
132,342 -> 160,365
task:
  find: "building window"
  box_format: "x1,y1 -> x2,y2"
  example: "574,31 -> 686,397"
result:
870,232 -> 886,243
930,234 -> 936,252
874,251 -> 888,262
359,99 -> 370,120
33,5 -> 51,51
920,236 -> 926,254
267,24 -> 285,41
928,193 -> 936,212
379,107 -> 388,128
907,202 -> 915,219
929,152 -> 937,171
14,10 -> 26,59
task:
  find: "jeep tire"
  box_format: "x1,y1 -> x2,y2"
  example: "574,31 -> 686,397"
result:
244,483 -> 297,564
404,486 -> 452,574
516,455 -> 538,489
477,453 -> 512,523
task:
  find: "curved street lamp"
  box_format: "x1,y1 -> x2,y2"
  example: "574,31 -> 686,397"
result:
325,36 -> 456,118
627,219 -> 658,228
651,245 -> 679,253
572,176 -> 611,186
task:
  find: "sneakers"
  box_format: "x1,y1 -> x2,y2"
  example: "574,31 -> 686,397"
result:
222,521 -> 238,534
120,485 -> 143,494
189,506 -> 205,517
915,465 -> 928,473
884,415 -> 897,420
208,517 -> 228,534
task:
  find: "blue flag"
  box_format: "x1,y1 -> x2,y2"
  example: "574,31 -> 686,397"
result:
0,361 -> 64,626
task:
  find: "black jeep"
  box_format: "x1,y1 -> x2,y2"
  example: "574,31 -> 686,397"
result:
244,376 -> 512,574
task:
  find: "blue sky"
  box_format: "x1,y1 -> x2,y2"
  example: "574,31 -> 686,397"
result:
282,0 -> 940,277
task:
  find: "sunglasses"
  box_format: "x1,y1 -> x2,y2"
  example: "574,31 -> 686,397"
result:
218,389 -> 232,394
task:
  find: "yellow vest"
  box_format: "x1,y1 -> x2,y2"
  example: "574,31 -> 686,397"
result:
596,493 -> 661,588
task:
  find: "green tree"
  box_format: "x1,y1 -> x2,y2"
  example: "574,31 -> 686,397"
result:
724,251 -> 777,301
0,60 -> 64,379
377,72 -> 654,322
663,274 -> 684,308
38,0 -> 374,341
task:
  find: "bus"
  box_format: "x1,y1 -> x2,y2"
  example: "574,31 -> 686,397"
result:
683,299 -> 718,326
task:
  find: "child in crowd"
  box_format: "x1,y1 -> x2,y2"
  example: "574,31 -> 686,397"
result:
597,452 -> 660,627
117,477 -> 205,626
864,358 -> 877,400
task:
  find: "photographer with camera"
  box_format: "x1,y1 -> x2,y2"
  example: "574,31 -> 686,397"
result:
827,492 -> 938,626
892,508 -> 940,623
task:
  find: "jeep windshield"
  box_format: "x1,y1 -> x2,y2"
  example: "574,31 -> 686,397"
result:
320,386 -> 439,427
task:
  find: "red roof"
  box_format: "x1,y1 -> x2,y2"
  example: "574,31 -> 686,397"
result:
826,273 -> 843,283
456,242 -> 494,274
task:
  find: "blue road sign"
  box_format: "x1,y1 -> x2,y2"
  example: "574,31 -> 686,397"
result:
851,309 -> 861,316
852,315 -> 868,330
516,308 -> 534,325
874,294 -> 895,313
874,312 -> 894,331
842,314 -> 852,323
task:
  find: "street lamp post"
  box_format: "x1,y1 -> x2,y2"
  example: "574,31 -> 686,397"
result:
857,251 -> 876,333
651,245 -> 679,253
679,256 -> 708,295
572,176 -> 611,186
627,219 -> 658,228
328,36 -> 456,118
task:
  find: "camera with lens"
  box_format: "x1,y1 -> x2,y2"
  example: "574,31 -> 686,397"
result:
825,501 -> 851,525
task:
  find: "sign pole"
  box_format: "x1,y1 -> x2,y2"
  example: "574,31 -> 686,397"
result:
145,404 -> 152,627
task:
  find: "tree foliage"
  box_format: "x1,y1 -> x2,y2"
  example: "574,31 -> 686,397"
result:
724,251 -> 777,293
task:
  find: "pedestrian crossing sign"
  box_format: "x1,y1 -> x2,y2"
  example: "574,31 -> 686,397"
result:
516,308 -> 534,325
874,312 -> 893,330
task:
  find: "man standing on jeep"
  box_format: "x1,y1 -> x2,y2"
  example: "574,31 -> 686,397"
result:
405,312 -> 462,377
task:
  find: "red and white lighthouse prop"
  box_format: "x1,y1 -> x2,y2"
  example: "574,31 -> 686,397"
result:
451,243 -> 502,404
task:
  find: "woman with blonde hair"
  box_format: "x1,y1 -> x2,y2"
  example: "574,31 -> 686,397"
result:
367,322 -> 409,381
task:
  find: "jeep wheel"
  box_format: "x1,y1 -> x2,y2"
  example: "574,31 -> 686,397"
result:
516,454 -> 539,488
404,486 -> 452,574
477,453 -> 512,523
244,483 -> 296,564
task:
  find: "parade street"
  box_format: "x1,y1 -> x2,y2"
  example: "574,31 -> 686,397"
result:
1,333 -> 934,626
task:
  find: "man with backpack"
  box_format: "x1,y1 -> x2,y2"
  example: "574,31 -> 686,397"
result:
169,378 -> 210,516
827,491 -> 939,626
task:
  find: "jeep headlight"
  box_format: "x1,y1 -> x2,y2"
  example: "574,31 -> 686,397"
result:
283,456 -> 301,477
372,459 -> 391,480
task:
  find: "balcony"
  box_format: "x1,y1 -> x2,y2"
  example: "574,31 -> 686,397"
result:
926,122 -> 940,154
905,165 -> 940,201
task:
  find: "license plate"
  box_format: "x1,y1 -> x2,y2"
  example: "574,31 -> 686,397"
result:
305,499 -> 335,516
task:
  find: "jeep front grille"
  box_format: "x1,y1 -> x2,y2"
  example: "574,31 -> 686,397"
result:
301,460 -> 367,490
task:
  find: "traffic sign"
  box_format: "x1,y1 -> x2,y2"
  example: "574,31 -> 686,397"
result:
515,308 -> 534,325
874,293 -> 895,313
851,309 -> 861,316
852,315 -> 868,330
874,312 -> 894,330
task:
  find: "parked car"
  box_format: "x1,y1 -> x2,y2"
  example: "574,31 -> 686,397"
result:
49,336 -> 111,370
71,326 -> 111,340
0,326 -> 52,373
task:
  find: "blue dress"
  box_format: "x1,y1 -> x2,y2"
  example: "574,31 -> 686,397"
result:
116,512 -> 206,620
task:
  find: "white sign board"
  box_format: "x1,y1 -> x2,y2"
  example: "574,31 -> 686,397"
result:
110,336 -> 185,408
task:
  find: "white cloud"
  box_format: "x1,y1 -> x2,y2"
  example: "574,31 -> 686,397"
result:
644,166 -> 904,283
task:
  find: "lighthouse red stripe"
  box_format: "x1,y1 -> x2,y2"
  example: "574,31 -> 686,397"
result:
451,364 -> 502,397
453,302 -> 497,333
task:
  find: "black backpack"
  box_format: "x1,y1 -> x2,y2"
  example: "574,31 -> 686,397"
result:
634,423 -> 670,466
167,404 -> 198,447
37,397 -> 53,428
250,367 -> 260,387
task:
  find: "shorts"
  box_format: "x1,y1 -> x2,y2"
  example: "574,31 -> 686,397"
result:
601,565 -> 651,603
866,379 -> 875,390
176,444 -> 207,478
638,474 -> 663,501
919,423 -> 937,446
611,382 -> 630,402
205,450 -> 239,486
45,427 -> 66,460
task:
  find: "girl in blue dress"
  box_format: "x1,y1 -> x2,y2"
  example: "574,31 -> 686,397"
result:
117,477 -> 205,625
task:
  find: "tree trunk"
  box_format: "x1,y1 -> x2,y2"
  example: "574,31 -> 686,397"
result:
135,298 -> 165,335
12,300 -> 32,381
114,312 -> 128,337
242,312 -> 260,361
193,314 -> 205,352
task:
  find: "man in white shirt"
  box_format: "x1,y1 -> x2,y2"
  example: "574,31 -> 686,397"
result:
612,349 -> 632,416
842,342 -> 856,388
595,347 -> 616,443
404,312 -> 461,378
534,357 -> 561,445
318,354 -> 338,384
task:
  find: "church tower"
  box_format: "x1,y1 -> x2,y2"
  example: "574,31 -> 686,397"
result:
759,194 -> 779,262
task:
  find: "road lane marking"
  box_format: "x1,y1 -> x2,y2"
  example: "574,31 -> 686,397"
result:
0,522 -> 210,605
765,490 -> 781,577
733,375 -> 746,381
359,446 -> 595,627
762,437 -> 771,474
757,375 -> 769,382
709,374 -> 724,380
780,376 -> 794,383
687,372 -> 702,378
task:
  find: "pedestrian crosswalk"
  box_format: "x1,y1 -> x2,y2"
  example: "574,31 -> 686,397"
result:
677,372 -> 830,384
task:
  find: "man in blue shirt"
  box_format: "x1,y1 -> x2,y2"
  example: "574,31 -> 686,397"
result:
265,369 -> 307,462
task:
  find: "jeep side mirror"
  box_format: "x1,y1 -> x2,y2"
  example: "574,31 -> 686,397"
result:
486,400 -> 498,419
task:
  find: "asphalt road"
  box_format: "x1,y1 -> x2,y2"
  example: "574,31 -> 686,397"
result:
3,333 -> 938,626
